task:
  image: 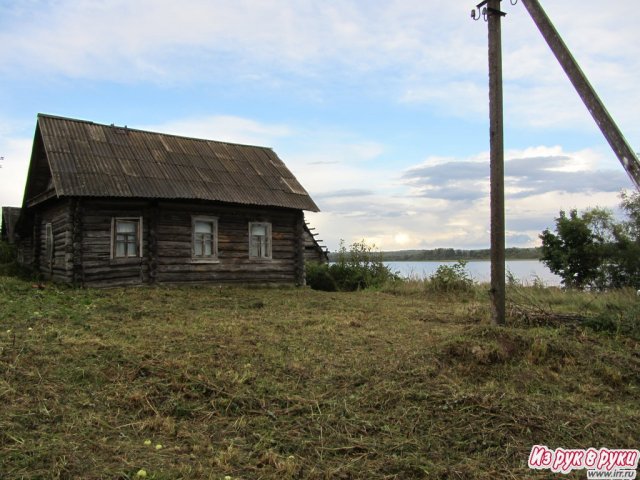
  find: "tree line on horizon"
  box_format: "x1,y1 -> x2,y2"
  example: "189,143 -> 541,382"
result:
327,246 -> 541,262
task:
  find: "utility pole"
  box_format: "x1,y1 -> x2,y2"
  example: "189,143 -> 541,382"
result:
473,0 -> 506,324
469,0 -> 639,324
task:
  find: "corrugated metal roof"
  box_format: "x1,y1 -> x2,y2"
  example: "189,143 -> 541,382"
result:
36,114 -> 320,212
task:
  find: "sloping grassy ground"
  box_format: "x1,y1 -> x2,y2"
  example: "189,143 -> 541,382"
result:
0,276 -> 638,479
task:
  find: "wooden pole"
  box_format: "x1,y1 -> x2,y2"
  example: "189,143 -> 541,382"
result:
488,0 -> 506,324
520,0 -> 640,190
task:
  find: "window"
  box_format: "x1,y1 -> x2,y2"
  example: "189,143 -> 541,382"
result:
249,222 -> 272,259
45,222 -> 53,264
192,216 -> 218,260
112,217 -> 142,258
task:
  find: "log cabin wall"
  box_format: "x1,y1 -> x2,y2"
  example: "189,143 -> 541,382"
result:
81,199 -> 149,288
36,200 -> 73,283
63,198 -> 303,287
154,201 -> 300,286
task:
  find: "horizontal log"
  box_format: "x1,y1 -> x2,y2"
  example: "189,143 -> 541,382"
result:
157,253 -> 295,263
156,274 -> 295,284
156,225 -> 191,235
156,263 -> 293,273
84,277 -> 146,288
84,269 -> 147,281
84,231 -> 111,239
83,264 -> 147,275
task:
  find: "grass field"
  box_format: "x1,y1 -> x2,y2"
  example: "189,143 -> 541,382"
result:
0,275 -> 639,479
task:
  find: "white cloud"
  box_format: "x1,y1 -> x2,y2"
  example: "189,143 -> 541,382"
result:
0,137 -> 32,208
2,0 -> 639,138
307,145 -> 632,251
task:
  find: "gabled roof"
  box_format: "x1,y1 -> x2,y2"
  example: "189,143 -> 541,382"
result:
24,114 -> 319,211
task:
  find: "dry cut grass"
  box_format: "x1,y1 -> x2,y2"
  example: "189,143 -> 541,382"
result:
0,276 -> 638,479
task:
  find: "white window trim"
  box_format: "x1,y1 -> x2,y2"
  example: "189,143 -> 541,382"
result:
248,221 -> 272,260
191,215 -> 219,263
110,217 -> 143,260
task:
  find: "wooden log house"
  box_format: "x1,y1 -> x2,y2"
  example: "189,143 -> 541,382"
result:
3,114 -> 327,287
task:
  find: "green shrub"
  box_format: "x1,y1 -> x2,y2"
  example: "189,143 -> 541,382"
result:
305,262 -> 337,292
306,240 -> 397,292
426,261 -> 474,293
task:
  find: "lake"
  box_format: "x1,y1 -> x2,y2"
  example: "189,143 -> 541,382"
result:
384,260 -> 562,286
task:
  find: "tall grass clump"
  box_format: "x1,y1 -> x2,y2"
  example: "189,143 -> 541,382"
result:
381,260 -> 479,300
306,240 -> 397,291
425,260 -> 474,294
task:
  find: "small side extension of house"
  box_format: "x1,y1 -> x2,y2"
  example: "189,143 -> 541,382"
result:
303,220 -> 329,264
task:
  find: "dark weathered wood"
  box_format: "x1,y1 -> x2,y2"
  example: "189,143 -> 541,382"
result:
295,211 -> 305,286
32,212 -> 41,272
32,201 -> 74,282
15,196 -> 313,287
488,0 -> 506,325
302,220 -> 328,264
71,198 -> 84,285
146,202 -> 159,284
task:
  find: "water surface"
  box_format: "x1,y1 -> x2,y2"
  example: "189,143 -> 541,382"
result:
384,260 -> 562,286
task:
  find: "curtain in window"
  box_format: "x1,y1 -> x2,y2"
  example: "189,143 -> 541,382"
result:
116,221 -> 138,257
194,221 -> 214,257
250,224 -> 268,258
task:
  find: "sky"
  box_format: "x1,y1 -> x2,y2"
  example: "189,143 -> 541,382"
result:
0,0 -> 638,252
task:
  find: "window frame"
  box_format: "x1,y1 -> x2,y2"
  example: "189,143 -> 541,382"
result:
111,217 -> 143,260
248,221 -> 272,260
191,215 -> 219,263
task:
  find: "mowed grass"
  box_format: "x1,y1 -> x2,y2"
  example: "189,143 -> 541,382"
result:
0,275 -> 638,479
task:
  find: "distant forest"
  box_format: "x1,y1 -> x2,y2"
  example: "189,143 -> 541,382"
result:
328,247 -> 542,262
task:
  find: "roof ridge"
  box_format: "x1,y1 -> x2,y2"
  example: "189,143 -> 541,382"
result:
37,113 -> 275,151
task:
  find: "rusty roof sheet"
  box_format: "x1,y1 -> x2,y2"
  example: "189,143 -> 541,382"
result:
36,114 -> 319,212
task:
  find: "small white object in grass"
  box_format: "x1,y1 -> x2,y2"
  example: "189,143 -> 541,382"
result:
136,469 -> 147,478
637,289 -> 640,296
155,444 -> 163,450
143,439 -> 151,446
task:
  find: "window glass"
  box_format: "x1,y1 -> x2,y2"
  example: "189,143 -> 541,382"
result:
117,221 -> 137,234
251,224 -> 266,236
193,217 -> 217,259
194,239 -> 203,257
116,239 -> 126,257
113,219 -> 140,258
195,221 -> 213,234
249,222 -> 271,259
